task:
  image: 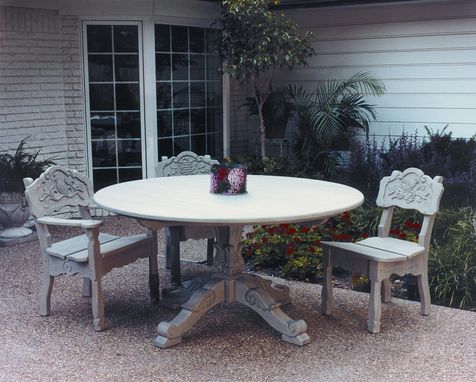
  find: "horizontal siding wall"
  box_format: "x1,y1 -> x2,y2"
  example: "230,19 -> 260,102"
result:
0,6 -> 85,170
271,0 -> 476,145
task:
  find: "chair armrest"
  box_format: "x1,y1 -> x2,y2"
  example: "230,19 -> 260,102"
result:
36,216 -> 103,228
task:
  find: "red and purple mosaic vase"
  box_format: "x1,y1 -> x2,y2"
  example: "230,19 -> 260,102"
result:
210,164 -> 247,195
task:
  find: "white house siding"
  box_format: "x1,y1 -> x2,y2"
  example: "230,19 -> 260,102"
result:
0,6 -> 84,170
230,0 -> 476,155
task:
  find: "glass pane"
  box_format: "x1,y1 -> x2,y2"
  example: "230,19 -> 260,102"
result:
156,83 -> 171,109
173,82 -> 189,109
206,55 -> 221,81
88,54 -> 113,82
91,113 -> 115,139
191,134 -> 206,155
207,132 -> 223,157
155,24 -> 170,52
189,27 -> 205,53
173,109 -> 189,136
207,107 -> 222,132
92,140 -> 116,167
157,111 -> 173,137
191,108 -> 205,134
156,53 -> 171,81
158,138 -> 173,158
207,81 -> 222,107
190,82 -> 205,108
114,25 -> 138,53
93,169 -> 117,192
118,140 -> 142,166
117,112 -> 140,138
89,84 -> 114,110
190,55 -> 205,81
119,167 -> 142,183
172,25 -> 188,52
174,136 -> 190,155
172,54 -> 188,81
115,83 -> 140,110
115,54 -> 139,82
87,25 -> 112,53
206,28 -> 221,54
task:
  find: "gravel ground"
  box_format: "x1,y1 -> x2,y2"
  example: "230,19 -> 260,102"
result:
0,216 -> 475,382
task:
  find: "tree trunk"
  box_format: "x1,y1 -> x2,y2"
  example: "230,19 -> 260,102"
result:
258,102 -> 266,159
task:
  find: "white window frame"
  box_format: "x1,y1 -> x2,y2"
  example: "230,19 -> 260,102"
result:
81,17 -> 229,184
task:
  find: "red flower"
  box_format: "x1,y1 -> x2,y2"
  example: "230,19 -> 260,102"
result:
360,232 -> 369,239
389,229 -> 401,236
399,232 -> 407,239
300,226 -> 310,233
288,227 -> 297,234
341,212 -> 351,222
216,167 -> 228,181
286,246 -> 295,255
332,233 -> 353,242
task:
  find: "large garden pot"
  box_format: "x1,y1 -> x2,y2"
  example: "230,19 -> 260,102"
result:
0,192 -> 32,238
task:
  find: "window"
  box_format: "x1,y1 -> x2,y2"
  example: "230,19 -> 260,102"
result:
155,24 -> 223,158
86,24 -> 143,191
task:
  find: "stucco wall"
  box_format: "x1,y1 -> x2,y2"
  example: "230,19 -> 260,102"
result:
0,6 -> 84,170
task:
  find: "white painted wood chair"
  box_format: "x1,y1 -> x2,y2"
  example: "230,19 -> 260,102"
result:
320,168 -> 444,333
155,151 -> 219,287
23,165 -> 159,331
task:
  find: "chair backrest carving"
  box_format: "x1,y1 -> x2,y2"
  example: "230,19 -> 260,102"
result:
24,165 -> 93,218
155,151 -> 219,177
376,168 -> 444,215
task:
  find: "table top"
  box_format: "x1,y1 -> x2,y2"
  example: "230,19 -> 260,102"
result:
93,175 -> 364,226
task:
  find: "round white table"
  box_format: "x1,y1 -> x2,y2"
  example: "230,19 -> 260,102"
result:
94,175 -> 364,348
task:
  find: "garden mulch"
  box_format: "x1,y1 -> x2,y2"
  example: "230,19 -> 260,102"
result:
1,216 -> 475,382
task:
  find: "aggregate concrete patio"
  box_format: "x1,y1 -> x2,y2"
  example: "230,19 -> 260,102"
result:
0,216 -> 475,382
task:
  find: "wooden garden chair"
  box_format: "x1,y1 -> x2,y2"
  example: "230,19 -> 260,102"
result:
155,151 -> 219,289
24,165 -> 159,331
320,167 -> 444,333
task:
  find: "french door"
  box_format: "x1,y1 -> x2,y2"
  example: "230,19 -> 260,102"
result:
83,21 -> 223,191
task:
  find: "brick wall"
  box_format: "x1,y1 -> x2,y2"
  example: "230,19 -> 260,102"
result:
0,6 -> 85,171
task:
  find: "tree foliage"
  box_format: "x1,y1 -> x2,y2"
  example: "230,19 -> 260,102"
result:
217,0 -> 315,158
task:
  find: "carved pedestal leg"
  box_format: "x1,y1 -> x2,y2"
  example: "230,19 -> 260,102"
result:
154,278 -> 225,348
321,250 -> 333,315
242,274 -> 290,305
91,278 -> 105,331
382,278 -> 392,303
39,274 -> 54,316
236,277 -> 310,346
82,277 -> 92,297
417,272 -> 431,316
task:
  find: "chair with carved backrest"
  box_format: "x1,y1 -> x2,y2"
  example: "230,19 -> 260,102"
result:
24,165 -> 160,331
155,151 -> 219,288
320,167 -> 444,333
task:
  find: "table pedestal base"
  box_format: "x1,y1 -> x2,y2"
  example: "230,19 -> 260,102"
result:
154,272 -> 309,348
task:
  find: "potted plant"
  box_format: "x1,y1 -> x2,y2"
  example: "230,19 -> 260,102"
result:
216,0 -> 315,158
0,138 -> 54,239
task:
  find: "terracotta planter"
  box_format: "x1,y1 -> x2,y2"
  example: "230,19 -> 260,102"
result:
0,192 -> 32,238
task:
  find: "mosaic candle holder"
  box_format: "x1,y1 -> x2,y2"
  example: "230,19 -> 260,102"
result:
210,164 -> 247,195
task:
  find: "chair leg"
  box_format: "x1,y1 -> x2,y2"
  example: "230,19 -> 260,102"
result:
206,238 -> 214,266
417,272 -> 431,316
321,250 -> 333,315
91,278 -> 106,331
382,278 -> 392,303
148,230 -> 160,303
39,274 -> 54,316
368,269 -> 382,333
82,277 -> 92,297
168,226 -> 182,287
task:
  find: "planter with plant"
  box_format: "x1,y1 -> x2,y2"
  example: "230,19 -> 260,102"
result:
216,0 -> 315,158
0,138 -> 54,239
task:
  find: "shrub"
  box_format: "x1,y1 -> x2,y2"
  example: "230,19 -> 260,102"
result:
345,128 -> 476,208
429,210 -> 476,309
